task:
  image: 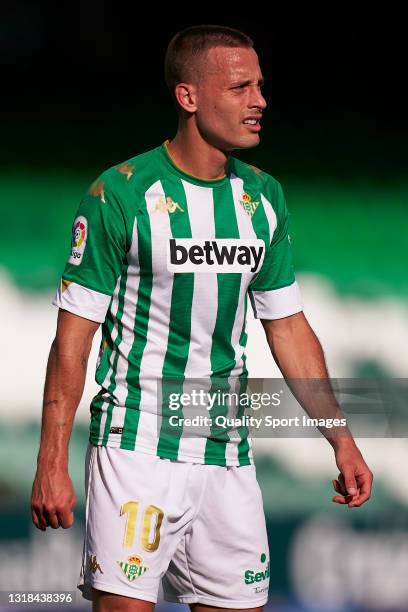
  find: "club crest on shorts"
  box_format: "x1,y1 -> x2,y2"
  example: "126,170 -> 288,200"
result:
240,193 -> 259,218
117,554 -> 149,581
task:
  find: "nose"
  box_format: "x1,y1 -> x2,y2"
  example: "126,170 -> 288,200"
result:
249,85 -> 267,111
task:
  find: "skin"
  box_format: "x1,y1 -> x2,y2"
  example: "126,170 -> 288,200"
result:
261,313 -> 373,509
167,46 -> 266,179
31,44 -> 373,612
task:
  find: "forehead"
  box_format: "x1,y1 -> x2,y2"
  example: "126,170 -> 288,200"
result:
202,46 -> 262,85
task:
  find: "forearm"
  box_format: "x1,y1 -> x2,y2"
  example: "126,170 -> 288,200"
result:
37,310 -> 98,470
37,339 -> 88,470
265,313 -> 328,379
263,313 -> 354,449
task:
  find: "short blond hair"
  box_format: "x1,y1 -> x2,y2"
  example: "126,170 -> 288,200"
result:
165,25 -> 254,103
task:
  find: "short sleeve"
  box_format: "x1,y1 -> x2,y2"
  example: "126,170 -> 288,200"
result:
52,173 -> 128,323
248,181 -> 303,320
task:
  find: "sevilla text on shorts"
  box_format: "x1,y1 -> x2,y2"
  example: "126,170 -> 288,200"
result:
167,238 -> 265,273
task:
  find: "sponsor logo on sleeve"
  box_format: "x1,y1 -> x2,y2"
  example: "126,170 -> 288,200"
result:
68,215 -> 87,266
166,238 -> 265,273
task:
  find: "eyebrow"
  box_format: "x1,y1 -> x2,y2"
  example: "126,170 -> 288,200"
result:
230,77 -> 266,88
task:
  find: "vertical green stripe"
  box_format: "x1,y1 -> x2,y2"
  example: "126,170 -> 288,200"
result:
101,270 -> 129,444
120,210 -> 153,450
236,295 -> 251,465
157,177 -> 193,459
89,393 -> 105,442
89,275 -> 126,443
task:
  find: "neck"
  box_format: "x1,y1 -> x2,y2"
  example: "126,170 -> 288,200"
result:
166,121 -> 230,180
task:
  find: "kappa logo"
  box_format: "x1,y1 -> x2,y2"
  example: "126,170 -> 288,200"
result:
246,165 -> 266,182
116,162 -> 135,180
240,193 -> 260,218
155,196 -> 184,214
60,278 -> 72,294
89,554 -> 103,575
68,216 -> 87,266
88,179 -> 106,203
117,554 -> 149,582
167,239 -> 265,273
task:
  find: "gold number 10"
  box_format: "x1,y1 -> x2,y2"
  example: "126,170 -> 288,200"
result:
120,501 -> 164,551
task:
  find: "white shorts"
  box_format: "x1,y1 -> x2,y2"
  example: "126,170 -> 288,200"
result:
78,444 -> 270,608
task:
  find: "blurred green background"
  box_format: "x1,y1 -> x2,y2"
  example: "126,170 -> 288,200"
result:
1,9 -> 407,612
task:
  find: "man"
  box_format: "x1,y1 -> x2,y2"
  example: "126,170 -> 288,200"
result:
31,25 -> 373,611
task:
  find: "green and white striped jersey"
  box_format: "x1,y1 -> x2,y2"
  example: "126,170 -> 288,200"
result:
53,141 -> 303,465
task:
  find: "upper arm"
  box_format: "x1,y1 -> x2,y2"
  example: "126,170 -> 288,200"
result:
54,309 -> 100,357
52,171 -> 128,324
261,311 -> 307,337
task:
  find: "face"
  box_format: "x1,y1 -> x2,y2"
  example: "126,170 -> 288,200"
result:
193,46 -> 267,152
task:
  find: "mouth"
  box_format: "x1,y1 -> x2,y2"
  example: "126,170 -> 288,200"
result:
242,117 -> 262,132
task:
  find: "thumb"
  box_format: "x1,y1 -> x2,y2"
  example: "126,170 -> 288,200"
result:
342,466 -> 357,496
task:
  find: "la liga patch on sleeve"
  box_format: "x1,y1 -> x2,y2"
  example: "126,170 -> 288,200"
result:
69,215 -> 88,266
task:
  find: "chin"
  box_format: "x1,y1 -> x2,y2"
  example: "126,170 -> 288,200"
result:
210,131 -> 260,153
229,134 -> 261,151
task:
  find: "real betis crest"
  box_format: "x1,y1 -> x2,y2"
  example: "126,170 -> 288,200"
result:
240,193 -> 259,218
117,554 -> 149,581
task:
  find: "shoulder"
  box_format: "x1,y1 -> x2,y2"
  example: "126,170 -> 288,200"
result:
230,156 -> 286,211
86,144 -> 164,203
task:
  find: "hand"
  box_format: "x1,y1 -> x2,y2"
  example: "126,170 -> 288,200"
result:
332,441 -> 373,508
31,467 -> 77,530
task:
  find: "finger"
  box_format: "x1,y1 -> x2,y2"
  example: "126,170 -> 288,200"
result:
31,509 -> 46,531
58,509 -> 75,529
336,474 -> 349,495
332,494 -> 351,504
332,479 -> 356,504
340,467 -> 358,496
347,488 -> 362,507
333,477 -> 351,498
32,506 -> 47,530
44,511 -> 60,529
350,477 -> 372,507
332,479 -> 346,495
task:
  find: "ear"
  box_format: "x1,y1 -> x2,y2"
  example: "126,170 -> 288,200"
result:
174,83 -> 198,113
